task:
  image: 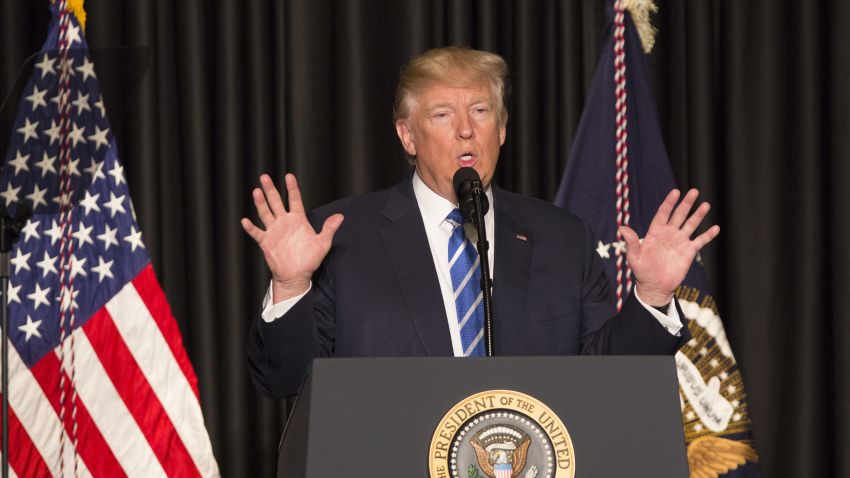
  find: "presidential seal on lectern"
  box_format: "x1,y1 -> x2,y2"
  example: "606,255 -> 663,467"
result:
429,390 -> 575,478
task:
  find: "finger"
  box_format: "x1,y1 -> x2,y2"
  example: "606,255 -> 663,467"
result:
317,213 -> 345,247
692,224 -> 720,249
669,188 -> 699,229
252,187 -> 276,228
619,225 -> 641,256
681,202 -> 710,236
650,189 -> 680,229
260,174 -> 288,216
285,173 -> 306,215
240,217 -> 265,243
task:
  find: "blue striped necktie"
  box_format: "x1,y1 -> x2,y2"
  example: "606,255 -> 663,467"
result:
446,209 -> 485,356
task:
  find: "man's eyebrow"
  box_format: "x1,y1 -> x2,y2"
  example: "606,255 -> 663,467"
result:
424,101 -> 455,113
469,96 -> 492,106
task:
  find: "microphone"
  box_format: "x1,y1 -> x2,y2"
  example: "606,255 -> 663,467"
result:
451,167 -> 495,357
452,167 -> 489,225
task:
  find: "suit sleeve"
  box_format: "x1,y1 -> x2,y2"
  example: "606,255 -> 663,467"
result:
246,218 -> 338,399
246,292 -> 318,398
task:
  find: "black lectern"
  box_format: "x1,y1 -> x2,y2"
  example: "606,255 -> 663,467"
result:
278,356 -> 688,477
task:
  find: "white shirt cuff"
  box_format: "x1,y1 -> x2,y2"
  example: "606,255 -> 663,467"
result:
633,288 -> 683,336
260,281 -> 312,323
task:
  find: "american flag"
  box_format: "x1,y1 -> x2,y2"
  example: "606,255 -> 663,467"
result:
0,3 -> 219,477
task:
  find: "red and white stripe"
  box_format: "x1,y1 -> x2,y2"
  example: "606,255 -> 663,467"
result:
494,467 -> 513,478
2,265 -> 219,477
613,0 -> 633,312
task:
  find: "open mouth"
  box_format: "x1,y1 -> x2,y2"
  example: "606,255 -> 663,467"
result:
458,152 -> 476,167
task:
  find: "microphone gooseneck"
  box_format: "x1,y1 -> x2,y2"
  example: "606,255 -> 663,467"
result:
451,167 -> 495,357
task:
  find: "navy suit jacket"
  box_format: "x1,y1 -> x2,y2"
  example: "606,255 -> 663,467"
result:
247,176 -> 688,398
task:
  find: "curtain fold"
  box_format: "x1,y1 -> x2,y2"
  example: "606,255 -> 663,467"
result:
3,1 -> 847,475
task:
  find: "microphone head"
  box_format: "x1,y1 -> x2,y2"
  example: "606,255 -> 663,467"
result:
453,167 -> 489,222
453,167 -> 480,193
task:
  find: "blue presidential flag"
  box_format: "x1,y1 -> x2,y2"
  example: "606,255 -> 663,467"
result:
554,1 -> 760,476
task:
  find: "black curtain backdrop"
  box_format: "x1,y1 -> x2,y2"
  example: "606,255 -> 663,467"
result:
3,1 -> 849,476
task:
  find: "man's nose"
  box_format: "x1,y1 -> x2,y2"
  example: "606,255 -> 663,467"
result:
457,113 -> 474,139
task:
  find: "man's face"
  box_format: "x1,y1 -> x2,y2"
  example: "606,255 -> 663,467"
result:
395,82 -> 506,204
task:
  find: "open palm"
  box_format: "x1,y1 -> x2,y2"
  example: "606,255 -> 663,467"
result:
241,174 -> 344,302
620,189 -> 720,306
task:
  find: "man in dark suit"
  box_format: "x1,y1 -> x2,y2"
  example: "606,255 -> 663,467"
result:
242,47 -> 719,399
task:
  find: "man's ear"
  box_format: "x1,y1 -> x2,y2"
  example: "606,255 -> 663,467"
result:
499,112 -> 508,146
395,120 -> 417,156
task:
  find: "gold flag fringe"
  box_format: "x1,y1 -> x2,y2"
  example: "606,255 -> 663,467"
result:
620,0 -> 657,53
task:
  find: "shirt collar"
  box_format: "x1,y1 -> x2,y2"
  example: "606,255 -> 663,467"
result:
412,169 -> 494,230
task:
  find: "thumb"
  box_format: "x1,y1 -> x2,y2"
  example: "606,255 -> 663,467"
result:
619,225 -> 640,255
318,213 -> 345,245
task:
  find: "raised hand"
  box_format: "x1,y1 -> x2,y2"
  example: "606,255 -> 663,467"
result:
619,189 -> 720,307
241,173 -> 344,303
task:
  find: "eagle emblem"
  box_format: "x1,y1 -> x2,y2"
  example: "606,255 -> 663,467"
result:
470,425 -> 531,478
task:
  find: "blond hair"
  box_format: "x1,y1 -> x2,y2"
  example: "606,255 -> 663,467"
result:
393,47 -> 509,127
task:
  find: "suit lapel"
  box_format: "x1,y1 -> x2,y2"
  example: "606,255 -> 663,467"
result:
492,188 -> 532,354
378,179 -> 453,356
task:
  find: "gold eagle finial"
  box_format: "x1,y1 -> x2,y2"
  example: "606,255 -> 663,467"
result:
687,436 -> 759,478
